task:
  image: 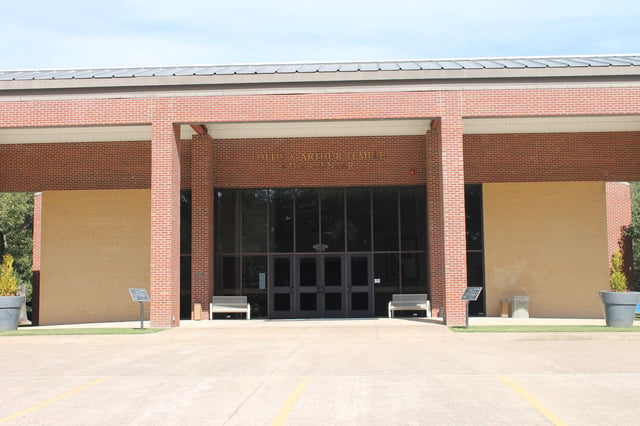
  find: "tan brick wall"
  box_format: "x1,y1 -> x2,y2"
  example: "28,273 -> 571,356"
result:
39,189 -> 150,325
483,182 -> 609,318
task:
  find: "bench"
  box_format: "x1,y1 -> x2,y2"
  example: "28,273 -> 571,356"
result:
210,296 -> 251,320
388,294 -> 431,318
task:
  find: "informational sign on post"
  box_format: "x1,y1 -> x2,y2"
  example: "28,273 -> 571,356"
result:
461,287 -> 483,302
128,288 -> 150,329
461,287 -> 483,328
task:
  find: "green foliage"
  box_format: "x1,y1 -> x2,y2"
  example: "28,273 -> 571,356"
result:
630,182 -> 640,290
0,254 -> 18,296
0,193 -> 33,290
610,249 -> 628,292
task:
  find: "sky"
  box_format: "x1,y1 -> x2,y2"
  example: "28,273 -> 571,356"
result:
1,0 -> 639,70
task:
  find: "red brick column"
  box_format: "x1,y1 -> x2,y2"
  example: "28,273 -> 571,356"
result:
426,128 -> 444,317
426,115 -> 467,326
191,134 -> 214,319
150,120 -> 181,328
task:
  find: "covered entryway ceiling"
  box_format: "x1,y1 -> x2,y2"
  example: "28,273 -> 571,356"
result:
1,115 -> 639,144
464,115 -> 640,134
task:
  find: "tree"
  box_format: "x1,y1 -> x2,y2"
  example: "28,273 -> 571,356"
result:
630,182 -> 640,290
0,192 -> 34,287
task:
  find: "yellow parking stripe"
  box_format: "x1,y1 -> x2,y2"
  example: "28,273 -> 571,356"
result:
271,376 -> 312,426
0,376 -> 110,423
499,375 -> 567,426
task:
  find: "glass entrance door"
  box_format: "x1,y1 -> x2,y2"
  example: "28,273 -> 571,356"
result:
270,256 -> 294,318
348,254 -> 373,317
269,254 -> 371,318
297,255 -> 347,318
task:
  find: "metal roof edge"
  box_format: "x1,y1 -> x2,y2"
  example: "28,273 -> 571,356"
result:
2,54 -> 639,73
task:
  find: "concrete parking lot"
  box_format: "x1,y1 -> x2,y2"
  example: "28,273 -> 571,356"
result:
2,318 -> 640,425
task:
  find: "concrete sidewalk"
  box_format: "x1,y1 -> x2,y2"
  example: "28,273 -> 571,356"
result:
3,316 -> 640,425
25,315 -> 616,329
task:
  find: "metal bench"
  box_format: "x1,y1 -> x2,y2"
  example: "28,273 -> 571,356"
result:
388,293 -> 431,318
210,296 -> 251,320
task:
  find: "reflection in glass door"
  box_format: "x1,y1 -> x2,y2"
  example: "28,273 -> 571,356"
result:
270,254 -> 351,318
323,256 -> 345,317
270,256 -> 294,318
348,255 -> 372,317
298,256 -> 319,317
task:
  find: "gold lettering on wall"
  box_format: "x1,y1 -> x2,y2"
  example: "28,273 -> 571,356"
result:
250,151 -> 385,170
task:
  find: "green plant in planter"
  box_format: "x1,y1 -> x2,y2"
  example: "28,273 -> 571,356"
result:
609,250 -> 628,292
0,254 -> 18,296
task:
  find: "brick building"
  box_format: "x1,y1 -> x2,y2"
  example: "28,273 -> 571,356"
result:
1,55 -> 639,327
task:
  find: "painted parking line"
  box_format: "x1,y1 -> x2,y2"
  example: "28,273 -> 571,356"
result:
271,376 -> 312,426
499,375 -> 567,426
0,376 -> 110,424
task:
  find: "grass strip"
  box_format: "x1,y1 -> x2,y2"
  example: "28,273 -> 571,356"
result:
451,325 -> 640,333
0,328 -> 166,336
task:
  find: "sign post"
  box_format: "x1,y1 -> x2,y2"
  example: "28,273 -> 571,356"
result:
460,287 -> 483,328
128,288 -> 150,329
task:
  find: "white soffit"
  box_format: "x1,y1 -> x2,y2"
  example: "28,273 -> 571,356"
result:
181,119 -> 432,139
0,125 -> 151,144
464,115 -> 640,134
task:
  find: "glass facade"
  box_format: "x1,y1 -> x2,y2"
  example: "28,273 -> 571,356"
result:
213,186 -> 428,318
179,184 -> 486,319
465,184 -> 486,316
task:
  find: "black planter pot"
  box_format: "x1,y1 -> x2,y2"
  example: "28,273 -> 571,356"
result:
0,296 -> 25,331
599,291 -> 640,327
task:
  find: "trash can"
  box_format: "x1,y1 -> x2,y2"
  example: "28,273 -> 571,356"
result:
511,296 -> 529,319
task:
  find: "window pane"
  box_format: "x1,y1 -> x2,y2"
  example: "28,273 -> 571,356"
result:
350,256 -> 369,286
465,184 -> 483,251
215,190 -> 240,253
295,189 -> 319,252
270,189 -> 294,253
300,293 -> 317,311
180,190 -> 192,255
242,256 -> 267,290
274,293 -> 290,311
321,189 -> 345,251
400,187 -> 426,251
242,190 -> 269,253
401,253 -> 428,294
180,255 -> 191,319
467,251 -> 485,316
247,294 -> 267,318
373,188 -> 398,251
324,256 -> 342,287
373,253 -> 400,317
299,257 -> 317,287
215,255 -> 240,294
351,292 -> 368,310
346,188 -> 371,251
325,293 -> 342,310
273,257 -> 291,287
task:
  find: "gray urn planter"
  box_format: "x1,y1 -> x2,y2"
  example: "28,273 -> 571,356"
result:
599,291 -> 640,327
0,295 -> 25,331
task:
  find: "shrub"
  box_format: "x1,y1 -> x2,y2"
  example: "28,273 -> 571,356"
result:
0,254 -> 18,296
610,250 -> 628,292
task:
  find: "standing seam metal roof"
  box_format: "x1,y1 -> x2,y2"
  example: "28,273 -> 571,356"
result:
0,55 -> 639,81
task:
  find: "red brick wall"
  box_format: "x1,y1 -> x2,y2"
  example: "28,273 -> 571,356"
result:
0,141 -> 151,192
3,85 -> 639,326
212,135 -> 426,188
149,121 -> 181,328
191,135 -> 214,319
464,132 -> 640,183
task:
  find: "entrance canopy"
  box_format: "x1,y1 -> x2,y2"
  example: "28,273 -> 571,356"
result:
1,55 -> 639,327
